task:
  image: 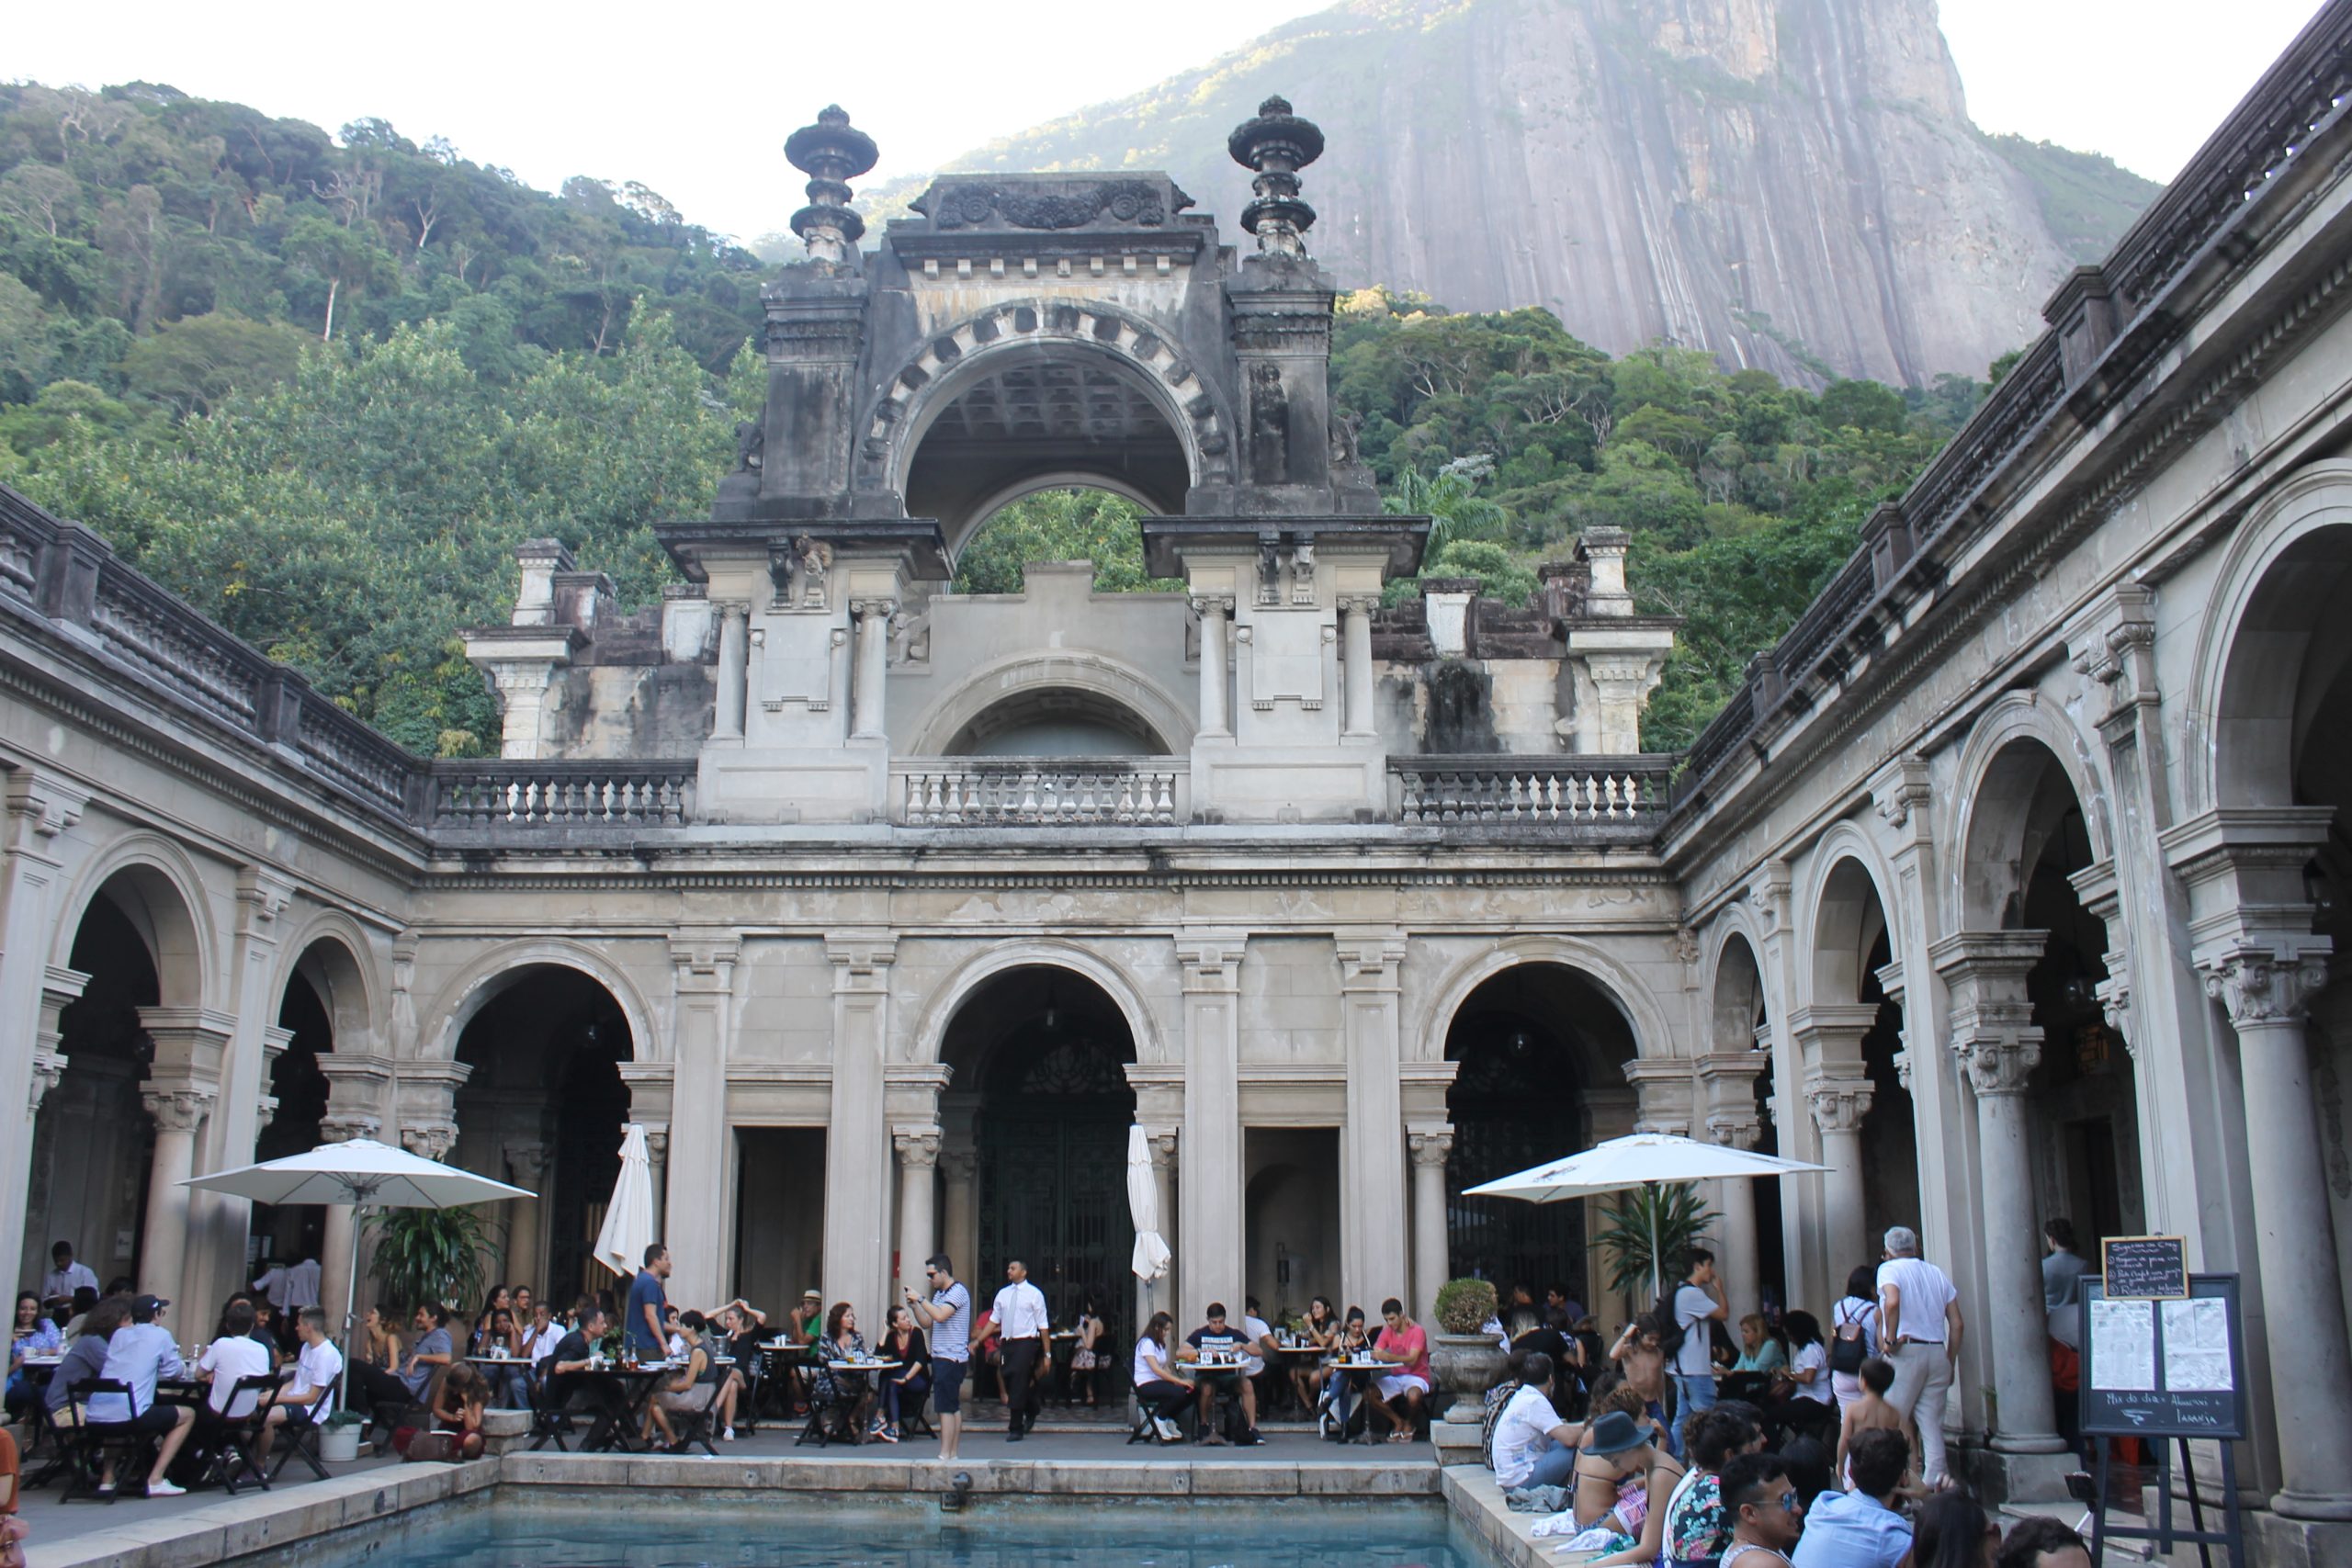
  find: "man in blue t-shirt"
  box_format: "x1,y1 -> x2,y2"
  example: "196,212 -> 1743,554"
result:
626,1244 -> 671,1357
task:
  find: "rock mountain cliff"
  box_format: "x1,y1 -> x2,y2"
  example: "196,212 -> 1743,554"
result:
902,0 -> 2158,386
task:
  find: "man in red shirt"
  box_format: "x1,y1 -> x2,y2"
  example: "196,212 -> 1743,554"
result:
1367,1296 -> 1430,1444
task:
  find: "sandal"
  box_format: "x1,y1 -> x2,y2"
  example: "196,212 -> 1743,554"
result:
1385,1429 -> 1414,1444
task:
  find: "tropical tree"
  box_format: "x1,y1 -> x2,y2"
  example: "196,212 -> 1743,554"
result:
366,1205 -> 492,1315
1594,1183 -> 1721,1303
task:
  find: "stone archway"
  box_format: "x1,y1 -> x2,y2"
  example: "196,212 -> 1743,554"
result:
1801,852 -> 1915,1281
1706,931 -> 1781,1312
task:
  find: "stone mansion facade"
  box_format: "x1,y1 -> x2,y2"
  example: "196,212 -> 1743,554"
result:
8,10 -> 2352,1551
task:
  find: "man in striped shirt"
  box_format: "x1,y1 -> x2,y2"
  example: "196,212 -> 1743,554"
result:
908,1254 -> 970,1461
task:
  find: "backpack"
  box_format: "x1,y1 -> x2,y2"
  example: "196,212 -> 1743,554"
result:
1829,1302 -> 1870,1374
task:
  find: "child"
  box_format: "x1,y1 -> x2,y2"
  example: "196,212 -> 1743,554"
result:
1835,1356 -> 1903,1488
430,1362 -> 488,1461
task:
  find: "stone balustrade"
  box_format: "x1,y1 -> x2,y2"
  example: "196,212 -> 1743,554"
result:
1391,756 -> 1673,827
897,760 -> 1184,827
426,762 -> 697,829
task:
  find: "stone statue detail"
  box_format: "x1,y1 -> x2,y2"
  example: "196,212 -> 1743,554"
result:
795,535 -> 832,607
734,419 -> 764,472
1292,539 -> 1317,604
785,107 -> 879,267
1250,363 -> 1289,488
1328,410 -> 1362,469
1257,535 -> 1283,606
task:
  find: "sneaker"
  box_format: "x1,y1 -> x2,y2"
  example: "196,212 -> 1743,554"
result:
1155,1417 -> 1182,1443
146,1480 -> 187,1498
721,1426 -> 736,1441
95,1483 -> 116,1497
882,1425 -> 900,1443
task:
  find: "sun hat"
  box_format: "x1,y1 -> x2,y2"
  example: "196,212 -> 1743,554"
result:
1583,1410 -> 1650,1457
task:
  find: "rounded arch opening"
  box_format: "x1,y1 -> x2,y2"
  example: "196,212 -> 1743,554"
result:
1442,962 -> 1636,1311
452,965 -> 635,1306
2211,521 -> 2352,811
1709,932 -> 1785,1306
947,685 -> 1170,756
939,964 -> 1138,1323
1808,854 -> 1918,1254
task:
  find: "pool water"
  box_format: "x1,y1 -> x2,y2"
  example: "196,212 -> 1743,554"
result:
298,1496 -> 1494,1568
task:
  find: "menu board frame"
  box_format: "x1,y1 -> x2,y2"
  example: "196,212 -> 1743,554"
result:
2078,1274 -> 2245,1439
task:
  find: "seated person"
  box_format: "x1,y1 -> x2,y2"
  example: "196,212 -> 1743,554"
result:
1179,1303 -> 1251,1446
1367,1297 -> 1431,1445
1993,1517 -> 2092,1568
1792,1428 -> 1913,1568
6,1292 -> 62,1424
256,1306 -> 345,1464
1241,1297 -> 1279,1424
1131,1312 -> 1194,1444
40,1294 -> 122,1430
1291,1297 -> 1340,1414
1717,1451 -> 1804,1568
429,1362 -> 488,1461
539,1305 -> 628,1445
88,1294 -> 196,1498
709,1302 -> 765,1438
401,1303 -> 457,1405
1491,1350 -> 1582,1491
874,1305 -> 929,1444
649,1312 -> 719,1450
1329,1306 -> 1377,1438
196,1300 -> 277,1443
1570,1408 -> 1687,1568
808,1303 -> 875,1441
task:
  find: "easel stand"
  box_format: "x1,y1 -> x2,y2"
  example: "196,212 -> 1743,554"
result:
2089,1435 -> 2245,1568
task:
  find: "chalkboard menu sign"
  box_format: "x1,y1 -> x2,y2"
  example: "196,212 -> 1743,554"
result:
2101,1235 -> 2188,1300
2079,1275 -> 2245,1438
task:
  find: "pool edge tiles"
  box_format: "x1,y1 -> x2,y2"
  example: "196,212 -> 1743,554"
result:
1439,1461 -> 1559,1568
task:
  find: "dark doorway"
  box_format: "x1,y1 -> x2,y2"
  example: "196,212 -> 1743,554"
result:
251,970 -> 333,1265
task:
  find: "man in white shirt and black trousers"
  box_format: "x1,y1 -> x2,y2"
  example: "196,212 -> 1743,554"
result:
980,1258 -> 1049,1441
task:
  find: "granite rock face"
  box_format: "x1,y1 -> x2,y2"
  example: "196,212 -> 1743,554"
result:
928,0 -> 2125,386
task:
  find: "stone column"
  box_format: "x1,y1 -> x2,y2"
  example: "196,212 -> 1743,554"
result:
1340,595 -> 1377,738
665,931 -> 733,1307
893,1127 -> 940,1297
0,772 -> 87,1299
1931,931 -> 2066,1466
2206,951 -> 2352,1516
1192,597 -> 1232,738
644,1125 -> 671,1237
712,601 -> 750,742
139,1085 -> 215,1309
504,1143 -> 550,1294
1338,931 -> 1408,1314
850,598 -> 894,740
1805,1076 -> 1874,1277
941,1149 -> 978,1286
822,933 -> 898,1319
1408,1126 -> 1453,1322
1177,930 -> 1247,1325
1700,1052 -> 1768,1319
1148,1130 -> 1180,1315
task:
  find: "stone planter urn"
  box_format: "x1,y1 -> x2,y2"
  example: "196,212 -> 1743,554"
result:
319,1422 -> 362,1463
1430,1331 -> 1507,1424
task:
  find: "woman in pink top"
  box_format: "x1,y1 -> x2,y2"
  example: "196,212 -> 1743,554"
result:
1369,1297 -> 1430,1444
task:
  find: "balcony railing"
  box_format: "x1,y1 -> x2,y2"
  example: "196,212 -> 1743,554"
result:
897,759 -> 1185,827
1392,756 -> 1674,827
425,761 -> 696,829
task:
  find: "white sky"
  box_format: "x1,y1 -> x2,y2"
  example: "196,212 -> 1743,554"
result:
4,0 -> 2326,243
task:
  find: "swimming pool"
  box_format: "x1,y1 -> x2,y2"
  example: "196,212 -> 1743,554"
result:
272,1494 -> 1497,1568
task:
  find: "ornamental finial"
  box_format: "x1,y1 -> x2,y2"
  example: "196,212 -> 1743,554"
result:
785,106 -> 879,265
1227,95 -> 1324,257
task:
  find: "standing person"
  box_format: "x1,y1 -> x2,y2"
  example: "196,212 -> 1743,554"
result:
1548,1284 -> 1586,1332
1612,1314 -> 1672,1450
982,1258 -> 1047,1441
88,1295 -> 194,1497
38,1244 -> 96,1312
1875,1226 -> 1962,1488
2041,1219 -> 2088,1311
1716,1452 -> 1805,1568
907,1254 -> 970,1461
1367,1296 -> 1430,1444
1827,1267 -> 1880,1412
626,1246 -> 671,1360
1793,1428 -> 1914,1568
1672,1251 -> 1729,1440
1834,1359 -> 1905,1487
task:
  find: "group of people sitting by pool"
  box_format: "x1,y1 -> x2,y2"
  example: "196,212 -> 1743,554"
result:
1130,1295 -> 1435,1447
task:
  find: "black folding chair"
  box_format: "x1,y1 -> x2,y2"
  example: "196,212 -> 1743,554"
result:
198,1374 -> 284,1495
267,1375 -> 342,1482
527,1365 -> 576,1452
60,1379 -> 147,1504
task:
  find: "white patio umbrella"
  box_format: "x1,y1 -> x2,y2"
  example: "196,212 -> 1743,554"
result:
186,1137 -> 532,1372
1464,1132 -> 1829,1303
1126,1124 -> 1171,1285
593,1123 -> 657,1280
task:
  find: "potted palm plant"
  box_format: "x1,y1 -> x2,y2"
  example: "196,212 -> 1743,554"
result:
1595,1182 -> 1720,1307
365,1205 -> 492,1318
1429,1277 -> 1504,1423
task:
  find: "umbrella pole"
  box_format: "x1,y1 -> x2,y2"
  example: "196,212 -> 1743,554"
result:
341,1202 -> 365,1387
1649,1188 -> 1661,1309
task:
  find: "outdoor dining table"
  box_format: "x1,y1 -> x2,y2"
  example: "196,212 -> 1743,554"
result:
1325,1356 -> 1389,1442
570,1362 -> 672,1453
797,1359 -> 901,1448
15,1358 -> 65,1483
749,1340 -> 815,1424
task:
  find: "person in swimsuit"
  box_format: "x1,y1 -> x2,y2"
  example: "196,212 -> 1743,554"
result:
1717,1451 -> 1805,1568
1576,1409 -> 1689,1567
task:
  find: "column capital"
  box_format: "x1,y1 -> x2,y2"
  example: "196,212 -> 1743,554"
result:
5,768 -> 88,853
893,1125 -> 942,1167
505,1142 -> 551,1183
1336,592 -> 1382,615
1175,928 -> 1249,989
141,1083 -> 217,1134
1931,930 -> 2047,1095
1747,859 -> 1794,936
2200,950 -> 2331,1027
669,932 -> 741,985
1705,1113 -> 1764,1150
400,1122 -> 457,1162
1805,1075 -> 1874,1134
1189,593 -> 1237,617
254,1095 -> 279,1131
27,1047 -> 64,1121
1870,754 -> 1934,838
712,597 -> 753,619
318,1112 -> 379,1145
643,1125 -> 670,1164
1334,928 -> 1408,987
1407,1125 -> 1453,1167
849,595 -> 899,620
1148,1128 -> 1181,1169
824,931 -> 899,976
940,1148 -> 978,1182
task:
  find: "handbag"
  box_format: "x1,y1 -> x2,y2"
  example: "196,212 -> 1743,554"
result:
1828,1303 -> 1869,1375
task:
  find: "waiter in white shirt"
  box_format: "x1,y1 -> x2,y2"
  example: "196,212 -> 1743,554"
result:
980,1258 -> 1050,1441
40,1240 -> 99,1308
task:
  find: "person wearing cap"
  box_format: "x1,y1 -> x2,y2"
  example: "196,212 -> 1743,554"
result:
1570,1406 -> 1687,1567
88,1294 -> 195,1498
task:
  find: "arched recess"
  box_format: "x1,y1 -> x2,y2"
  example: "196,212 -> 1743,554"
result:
1955,735 -> 2144,1247
910,939 -> 1169,1070
248,931 -> 375,1268
1707,927 -> 1785,1309
876,307 -> 1233,560
1414,935 -> 1672,1066
905,649 -> 1194,757
937,963 -> 1138,1322
1437,958 -> 1640,1308
1804,846 -> 1918,1253
422,940 -> 661,1067
450,964 -> 637,1305
51,837 -> 216,1012
1804,832 -> 1896,1006
1946,694 -> 2113,931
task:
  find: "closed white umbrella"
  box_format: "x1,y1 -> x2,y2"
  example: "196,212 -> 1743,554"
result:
1126,1124 -> 1170,1283
187,1137 -> 532,1375
1464,1132 -> 1829,1302
594,1123 -> 657,1280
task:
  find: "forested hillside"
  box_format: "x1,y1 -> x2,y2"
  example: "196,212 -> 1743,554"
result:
1,79 -> 1986,758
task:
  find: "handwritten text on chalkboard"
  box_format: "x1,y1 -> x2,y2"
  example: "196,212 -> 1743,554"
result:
2102,1235 -> 2188,1300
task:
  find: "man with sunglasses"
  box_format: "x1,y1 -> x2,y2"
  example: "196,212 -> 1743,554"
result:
1719,1450 -> 1806,1568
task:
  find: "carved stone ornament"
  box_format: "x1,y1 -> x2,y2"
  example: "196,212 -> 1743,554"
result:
1408,1127 -> 1455,1167
400,1122 -> 458,1162
2202,951 -> 2331,1025
141,1085 -> 217,1134
319,1113 -> 379,1145
1806,1078 -> 1874,1134
1956,1033 -> 2041,1097
893,1127 -> 943,1168
1291,539 -> 1316,604
940,1149 -> 978,1183
922,178 -> 1177,231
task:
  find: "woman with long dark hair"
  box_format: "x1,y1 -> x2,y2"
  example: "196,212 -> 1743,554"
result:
1131,1311 -> 1193,1444
1828,1265 -> 1880,1412
809,1302 -> 874,1441
873,1303 -> 930,1443
1909,1493 -> 1999,1568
